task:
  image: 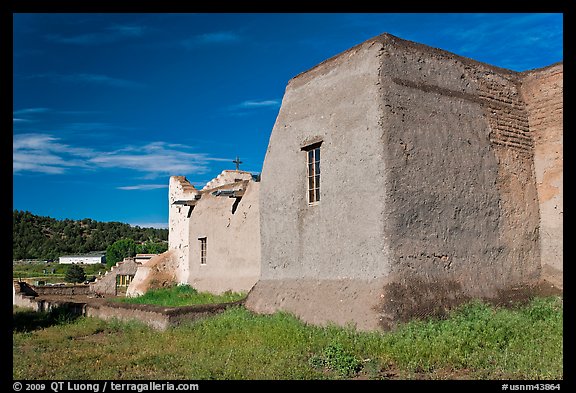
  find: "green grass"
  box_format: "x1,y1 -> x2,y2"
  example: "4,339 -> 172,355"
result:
13,261 -> 108,280
13,296 -> 563,380
112,284 -> 246,307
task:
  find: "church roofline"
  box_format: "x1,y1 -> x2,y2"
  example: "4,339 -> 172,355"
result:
288,32 -> 555,90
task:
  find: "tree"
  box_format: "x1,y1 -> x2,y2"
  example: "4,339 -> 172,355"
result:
136,240 -> 168,254
64,264 -> 86,283
105,238 -> 136,268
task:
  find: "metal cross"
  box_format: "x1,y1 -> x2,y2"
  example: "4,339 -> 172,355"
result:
233,156 -> 243,171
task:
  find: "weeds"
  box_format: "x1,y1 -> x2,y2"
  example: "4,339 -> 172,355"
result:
13,296 -> 563,380
113,284 -> 246,307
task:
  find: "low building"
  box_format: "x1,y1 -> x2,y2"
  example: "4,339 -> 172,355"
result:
127,170 -> 261,297
90,257 -> 139,296
59,252 -> 106,265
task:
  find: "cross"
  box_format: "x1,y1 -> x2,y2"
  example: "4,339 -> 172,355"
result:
233,156 -> 243,171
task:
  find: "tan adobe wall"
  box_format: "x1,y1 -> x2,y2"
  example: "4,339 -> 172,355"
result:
247,33 -> 553,331
187,180 -> 260,294
246,38 -> 389,329
126,250 -> 180,297
520,63 -> 563,289
168,176 -> 201,284
376,34 -> 541,327
90,258 -> 140,296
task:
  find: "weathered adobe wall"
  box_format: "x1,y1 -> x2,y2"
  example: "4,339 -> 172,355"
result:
86,300 -> 243,330
91,258 -> 140,296
126,250 -> 179,297
29,284 -> 90,296
246,39 -> 390,330
377,34 -> 541,327
13,281 -> 38,308
187,181 -> 260,294
520,63 -> 563,289
247,33 -> 549,331
168,176 -> 200,284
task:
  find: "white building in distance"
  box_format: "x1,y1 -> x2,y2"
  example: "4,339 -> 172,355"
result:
59,252 -> 106,265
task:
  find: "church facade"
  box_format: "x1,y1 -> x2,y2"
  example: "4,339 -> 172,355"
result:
245,33 -> 563,330
129,33 -> 562,331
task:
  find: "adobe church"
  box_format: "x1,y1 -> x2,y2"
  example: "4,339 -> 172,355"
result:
130,33 -> 563,331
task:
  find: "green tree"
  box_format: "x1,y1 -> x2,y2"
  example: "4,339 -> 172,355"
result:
136,240 -> 168,254
64,264 -> 86,283
106,238 -> 136,268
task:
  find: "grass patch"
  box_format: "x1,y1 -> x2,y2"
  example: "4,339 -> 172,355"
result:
13,296 -> 562,380
113,284 -> 246,307
13,261 -> 107,280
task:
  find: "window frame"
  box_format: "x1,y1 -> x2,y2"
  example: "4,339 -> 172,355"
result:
199,237 -> 207,265
301,141 -> 322,206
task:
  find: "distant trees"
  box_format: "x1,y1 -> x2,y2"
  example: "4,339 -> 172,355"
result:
137,240 -> 169,255
12,210 -> 168,261
64,264 -> 86,283
105,239 -> 137,268
105,239 -> 169,268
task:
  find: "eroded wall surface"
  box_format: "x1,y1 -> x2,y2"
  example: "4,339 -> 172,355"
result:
187,181 -> 260,294
168,176 -> 200,284
247,33 -> 549,331
520,63 -> 563,289
377,35 -> 542,327
246,39 -> 391,330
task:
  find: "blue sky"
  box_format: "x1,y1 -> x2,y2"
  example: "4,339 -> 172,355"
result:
12,13 -> 563,228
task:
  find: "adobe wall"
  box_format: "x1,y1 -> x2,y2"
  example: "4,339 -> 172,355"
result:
91,258 -> 140,296
247,33 -> 551,331
246,38 -> 390,330
520,63 -> 563,289
187,180 -> 260,294
168,176 -> 200,284
376,35 -> 542,327
126,250 -> 180,297
85,301 -> 238,331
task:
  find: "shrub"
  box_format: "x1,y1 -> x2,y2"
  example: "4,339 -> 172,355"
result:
309,342 -> 363,378
64,264 -> 86,283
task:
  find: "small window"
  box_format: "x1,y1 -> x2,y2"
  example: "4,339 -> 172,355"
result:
303,144 -> 321,205
199,237 -> 207,265
116,274 -> 134,288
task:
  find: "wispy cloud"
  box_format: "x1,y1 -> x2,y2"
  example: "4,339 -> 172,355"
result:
46,24 -> 145,45
66,122 -> 135,132
13,108 -> 51,116
13,134 -> 229,178
227,99 -> 281,115
13,134 -> 94,174
182,31 -> 241,49
117,184 -> 168,191
89,142 -> 229,175
435,14 -> 562,70
23,73 -> 145,89
237,99 -> 281,109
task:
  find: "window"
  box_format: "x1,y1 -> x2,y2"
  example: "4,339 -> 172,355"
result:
304,144 -> 321,204
116,274 -> 134,288
199,237 -> 207,265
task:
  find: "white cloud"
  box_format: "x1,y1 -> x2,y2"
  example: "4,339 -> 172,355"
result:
117,184 -> 168,191
23,73 -> 145,89
46,24 -> 145,45
13,133 -> 95,174
237,99 -> 280,108
13,108 -> 51,116
227,99 -> 281,114
182,31 -> 241,49
13,134 -> 229,178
